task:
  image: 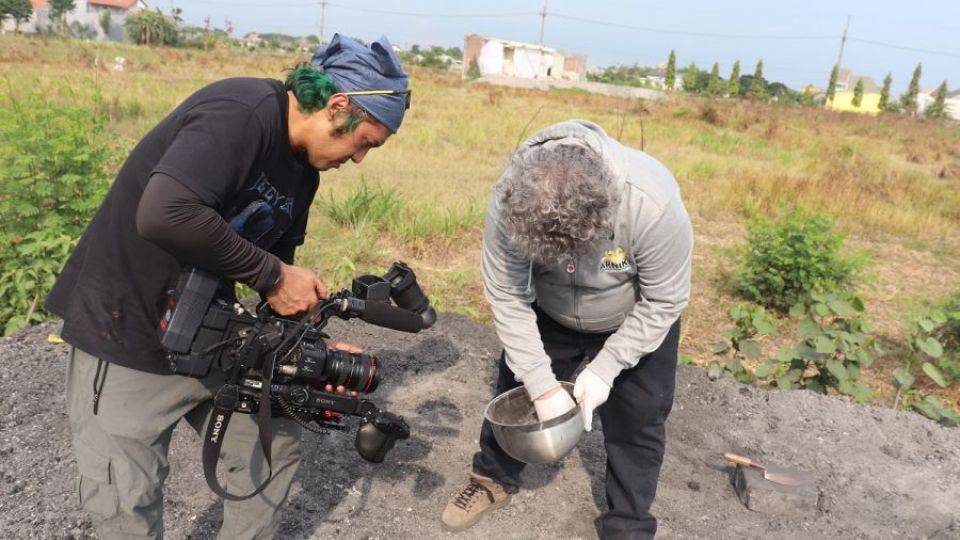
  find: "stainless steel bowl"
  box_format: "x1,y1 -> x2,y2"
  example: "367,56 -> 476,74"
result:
484,381 -> 583,464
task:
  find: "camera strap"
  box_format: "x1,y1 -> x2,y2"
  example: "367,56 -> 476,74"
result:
201,348 -> 277,501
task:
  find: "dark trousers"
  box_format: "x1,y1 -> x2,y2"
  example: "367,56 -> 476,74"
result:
473,308 -> 680,540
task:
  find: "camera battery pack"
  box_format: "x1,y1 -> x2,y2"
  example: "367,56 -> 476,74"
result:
159,267 -> 221,353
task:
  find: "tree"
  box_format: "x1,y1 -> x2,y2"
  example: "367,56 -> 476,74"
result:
707,62 -> 722,96
925,81 -> 949,119
48,0 -> 74,35
124,9 -> 178,45
749,59 -> 766,100
98,9 -> 111,37
767,82 -> 789,99
682,62 -> 700,92
901,62 -> 922,115
0,0 -> 32,31
665,49 -> 677,91
852,78 -> 864,107
826,64 -> 839,102
878,73 -> 892,111
727,60 -> 741,96
466,59 -> 481,80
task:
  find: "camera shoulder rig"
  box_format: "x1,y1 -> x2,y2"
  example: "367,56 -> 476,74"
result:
158,263 -> 435,500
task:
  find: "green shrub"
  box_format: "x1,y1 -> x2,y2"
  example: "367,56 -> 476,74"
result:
0,93 -> 111,334
0,231 -> 76,335
757,291 -> 875,402
733,209 -> 861,313
711,303 -> 778,382
466,59 -> 481,80
934,290 -> 960,357
0,94 -> 109,241
893,296 -> 960,422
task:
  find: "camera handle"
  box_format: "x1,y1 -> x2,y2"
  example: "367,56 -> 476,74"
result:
201,329 -> 285,501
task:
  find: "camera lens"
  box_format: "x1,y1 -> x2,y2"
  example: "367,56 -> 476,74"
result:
325,349 -> 380,393
292,342 -> 380,393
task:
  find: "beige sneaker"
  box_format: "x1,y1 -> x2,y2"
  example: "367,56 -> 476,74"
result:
440,472 -> 511,532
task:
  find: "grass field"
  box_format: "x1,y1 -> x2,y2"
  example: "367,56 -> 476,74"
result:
2,35 -> 959,412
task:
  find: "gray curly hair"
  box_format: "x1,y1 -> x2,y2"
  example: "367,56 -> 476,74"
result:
498,143 -> 619,263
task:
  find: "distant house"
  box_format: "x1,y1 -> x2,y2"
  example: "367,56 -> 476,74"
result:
636,68 -> 682,91
946,89 -> 960,121
462,33 -> 586,81
2,0 -> 146,41
241,32 -> 260,48
827,68 -> 882,114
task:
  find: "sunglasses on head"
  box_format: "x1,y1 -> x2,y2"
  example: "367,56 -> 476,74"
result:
340,89 -> 412,110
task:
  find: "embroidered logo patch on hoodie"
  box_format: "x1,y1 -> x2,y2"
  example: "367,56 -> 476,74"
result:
600,247 -> 630,272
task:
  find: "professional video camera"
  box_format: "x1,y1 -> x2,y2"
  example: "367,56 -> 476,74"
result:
158,262 -> 436,499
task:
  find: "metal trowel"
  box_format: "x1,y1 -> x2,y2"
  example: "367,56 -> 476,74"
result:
722,452 -> 807,486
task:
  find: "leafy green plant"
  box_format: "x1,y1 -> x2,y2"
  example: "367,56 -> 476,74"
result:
757,291 -> 875,402
934,290 -> 960,356
0,94 -> 109,242
0,231 -> 76,335
0,92 -> 111,334
909,394 -> 960,424
465,59 -> 481,81
711,304 -> 778,382
893,300 -> 960,422
733,208 -> 861,314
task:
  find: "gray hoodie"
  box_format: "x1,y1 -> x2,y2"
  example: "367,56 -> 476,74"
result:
481,120 -> 693,399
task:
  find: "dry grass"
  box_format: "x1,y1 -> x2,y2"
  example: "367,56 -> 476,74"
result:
3,34 -> 959,412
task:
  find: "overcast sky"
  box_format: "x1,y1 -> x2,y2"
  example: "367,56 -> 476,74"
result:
177,0 -> 960,93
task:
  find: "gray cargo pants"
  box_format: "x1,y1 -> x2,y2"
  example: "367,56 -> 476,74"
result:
65,347 -> 302,540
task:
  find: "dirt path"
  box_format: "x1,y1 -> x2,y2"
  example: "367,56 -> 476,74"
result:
1,316 -> 958,539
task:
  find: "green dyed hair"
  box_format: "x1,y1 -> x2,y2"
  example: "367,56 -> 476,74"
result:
285,62 -> 339,113
284,62 -> 369,133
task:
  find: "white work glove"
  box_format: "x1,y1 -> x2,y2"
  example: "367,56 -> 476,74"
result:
533,386 -> 577,422
573,368 -> 611,431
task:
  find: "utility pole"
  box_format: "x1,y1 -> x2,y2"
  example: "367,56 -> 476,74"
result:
836,16 -> 850,69
538,1 -> 547,47
319,0 -> 328,44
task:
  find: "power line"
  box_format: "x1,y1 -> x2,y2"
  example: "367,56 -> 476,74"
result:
549,12 -> 837,41
188,0 -> 318,6
846,37 -> 960,59
182,1 -> 960,64
327,3 -> 537,19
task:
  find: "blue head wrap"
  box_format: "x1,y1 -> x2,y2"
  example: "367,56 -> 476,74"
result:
311,34 -> 409,133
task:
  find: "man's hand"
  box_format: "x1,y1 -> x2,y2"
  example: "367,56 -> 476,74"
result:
324,342 -> 363,396
573,368 -> 611,432
265,263 -> 329,316
533,385 -> 577,422
328,342 -> 362,354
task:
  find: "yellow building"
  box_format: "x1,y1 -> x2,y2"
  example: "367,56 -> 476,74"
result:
826,69 -> 882,115
827,92 -> 882,115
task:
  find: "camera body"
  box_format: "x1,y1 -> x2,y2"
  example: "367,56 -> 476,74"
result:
159,262 -> 435,463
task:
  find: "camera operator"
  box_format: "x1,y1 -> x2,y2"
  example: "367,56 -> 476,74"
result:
44,34 -> 410,539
